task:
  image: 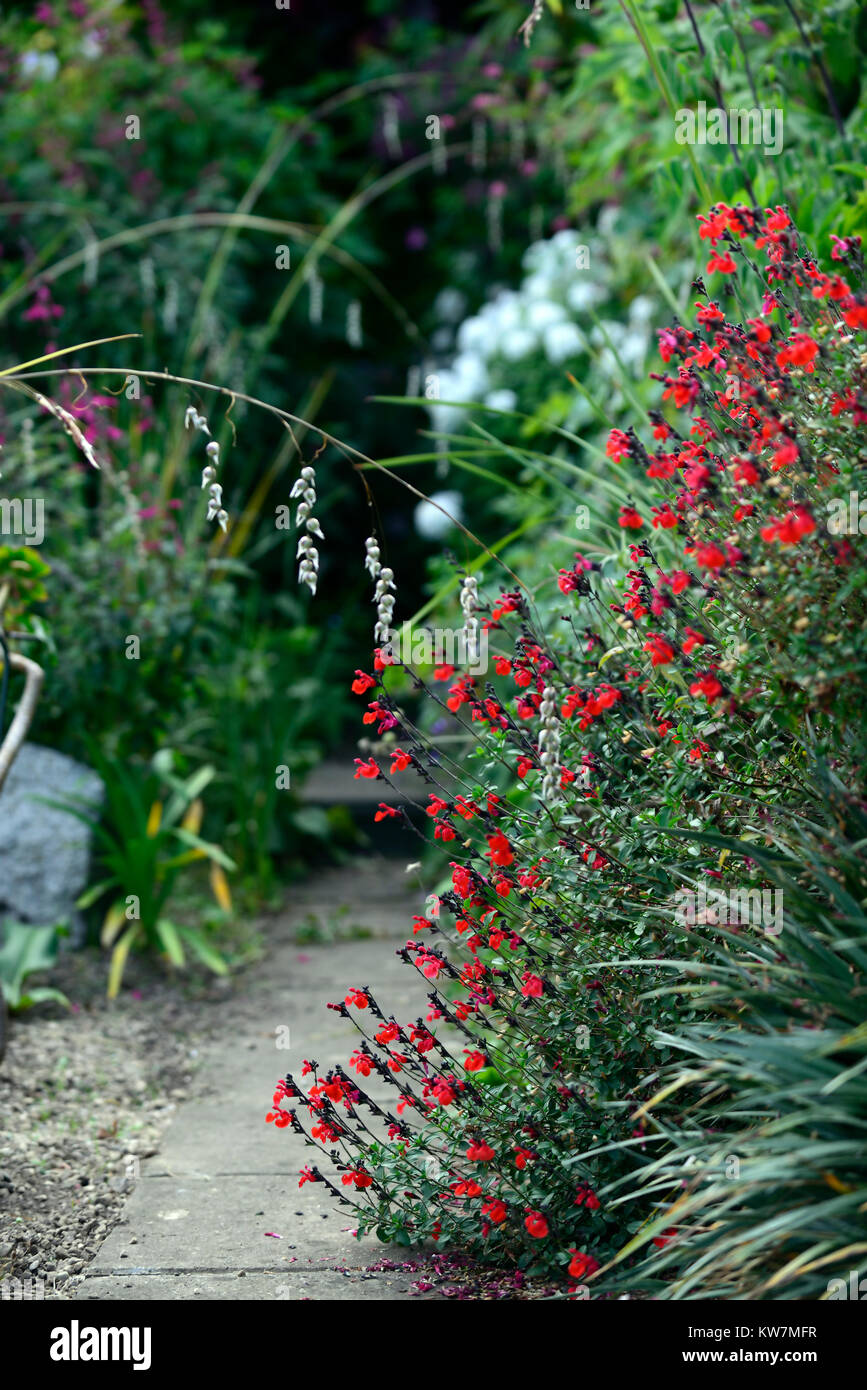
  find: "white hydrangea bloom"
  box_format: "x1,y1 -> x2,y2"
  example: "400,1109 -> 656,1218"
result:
500,328 -> 538,361
414,490 -> 463,540
484,388 -> 518,412
434,288 -> 468,323
426,209 -> 653,440
544,321 -> 583,365
526,300 -> 568,332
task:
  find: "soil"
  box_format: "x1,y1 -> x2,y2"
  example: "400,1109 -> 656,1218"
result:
0,948 -> 226,1299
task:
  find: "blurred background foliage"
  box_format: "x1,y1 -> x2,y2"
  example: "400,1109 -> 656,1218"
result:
0,0 -> 865,903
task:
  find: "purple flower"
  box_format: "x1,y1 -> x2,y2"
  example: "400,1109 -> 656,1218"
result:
406,226 -> 428,250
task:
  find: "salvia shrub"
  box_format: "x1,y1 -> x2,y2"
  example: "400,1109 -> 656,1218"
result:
268,204 -> 867,1295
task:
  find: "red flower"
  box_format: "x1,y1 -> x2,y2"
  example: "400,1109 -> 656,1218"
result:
776,334 -> 819,371
669,570 -> 691,595
697,209 -> 729,243
451,864 -> 473,898
374,803 -> 400,822
606,428 -> 631,463
447,678 -> 474,712
351,670 -> 376,695
345,988 -> 369,1009
574,1184 -> 601,1210
341,1168 -> 373,1189
690,672 -> 723,703
692,542 -> 727,572
464,1050 -> 487,1072
353,758 -> 380,780
487,831 -> 514,867
481,1198 -> 508,1224
653,1227 -> 677,1248
520,972 -> 544,998
681,627 -> 707,655
568,1250 -> 600,1280
618,506 -> 644,530
746,315 -> 772,344
452,1179 -> 482,1198
760,506 -> 816,545
651,505 -> 678,530
524,1210 -> 549,1239
390,748 -> 412,773
467,1141 -> 495,1162
643,633 -> 675,667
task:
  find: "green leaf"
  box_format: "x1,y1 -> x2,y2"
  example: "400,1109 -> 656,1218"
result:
155,919 -> 186,968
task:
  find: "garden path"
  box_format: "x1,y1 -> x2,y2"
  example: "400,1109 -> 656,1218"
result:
78,852 -> 442,1301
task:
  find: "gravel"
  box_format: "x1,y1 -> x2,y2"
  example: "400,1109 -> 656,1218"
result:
0,954 -> 220,1300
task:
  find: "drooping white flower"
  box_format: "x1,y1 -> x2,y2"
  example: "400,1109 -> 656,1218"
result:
364,535 -> 382,581
539,685 -> 562,803
373,564 -> 397,643
460,572 -> 480,645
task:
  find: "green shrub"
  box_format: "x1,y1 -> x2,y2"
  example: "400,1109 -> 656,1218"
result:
269,203 -> 867,1294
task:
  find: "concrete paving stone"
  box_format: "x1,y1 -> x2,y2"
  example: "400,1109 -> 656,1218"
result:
83,859 -> 450,1301
91,1175 -> 391,1274
76,1268 -> 443,1300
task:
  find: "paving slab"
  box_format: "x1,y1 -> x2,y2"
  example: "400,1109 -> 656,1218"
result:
90,1173 -> 395,1273
77,1268 -> 438,1300
85,859 -> 442,1301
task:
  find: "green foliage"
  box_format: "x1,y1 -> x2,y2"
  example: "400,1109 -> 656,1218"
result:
274,204 -> 867,1297
0,545 -> 50,636
0,921 -> 70,1013
603,776 -> 867,1300
71,747 -> 235,997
